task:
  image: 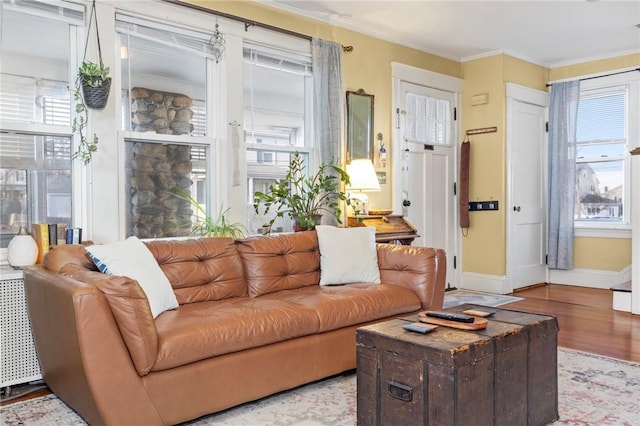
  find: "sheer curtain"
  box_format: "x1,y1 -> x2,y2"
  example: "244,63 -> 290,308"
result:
547,80 -> 580,269
312,38 -> 343,166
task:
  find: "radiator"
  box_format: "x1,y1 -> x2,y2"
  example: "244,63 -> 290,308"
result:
1,275 -> 42,387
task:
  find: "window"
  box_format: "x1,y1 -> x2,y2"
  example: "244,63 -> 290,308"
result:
574,81 -> 630,228
244,44 -> 313,233
0,3 -> 79,250
118,16 -> 215,238
404,92 -> 452,146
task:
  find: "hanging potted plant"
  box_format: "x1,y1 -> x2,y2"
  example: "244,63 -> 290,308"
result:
78,0 -> 111,110
78,60 -> 111,110
71,0 -> 111,164
253,152 -> 351,232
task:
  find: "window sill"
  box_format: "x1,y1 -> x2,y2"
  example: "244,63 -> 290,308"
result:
574,226 -> 631,239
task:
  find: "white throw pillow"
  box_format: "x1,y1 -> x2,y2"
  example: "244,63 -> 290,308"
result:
86,236 -> 179,318
316,225 -> 381,285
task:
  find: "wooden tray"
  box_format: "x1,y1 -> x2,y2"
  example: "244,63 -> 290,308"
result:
418,312 -> 488,330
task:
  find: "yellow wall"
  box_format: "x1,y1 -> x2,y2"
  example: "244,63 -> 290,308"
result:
188,0 -> 634,276
574,238 -> 632,271
460,55 -> 548,275
550,53 -> 640,81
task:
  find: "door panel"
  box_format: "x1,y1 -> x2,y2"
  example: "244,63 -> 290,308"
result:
399,82 -> 457,288
507,88 -> 548,290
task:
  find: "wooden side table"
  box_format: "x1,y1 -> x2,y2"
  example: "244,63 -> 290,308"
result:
348,215 -> 418,245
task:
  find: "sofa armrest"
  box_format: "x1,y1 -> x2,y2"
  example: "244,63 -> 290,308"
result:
23,266 -> 164,426
376,244 -> 446,310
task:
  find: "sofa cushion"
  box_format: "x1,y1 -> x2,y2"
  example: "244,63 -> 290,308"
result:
146,237 -> 248,304
59,263 -> 158,376
235,232 -> 320,297
152,297 -> 320,371
315,225 -> 380,285
86,236 -> 179,318
260,284 -> 421,332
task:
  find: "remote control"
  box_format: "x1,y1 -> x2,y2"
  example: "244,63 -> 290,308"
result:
425,311 -> 475,323
403,322 -> 437,334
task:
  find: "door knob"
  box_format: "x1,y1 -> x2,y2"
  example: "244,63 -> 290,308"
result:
513,206 -> 521,212
403,200 -> 411,207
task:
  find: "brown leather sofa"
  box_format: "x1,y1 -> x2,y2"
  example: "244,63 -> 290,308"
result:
24,231 -> 446,425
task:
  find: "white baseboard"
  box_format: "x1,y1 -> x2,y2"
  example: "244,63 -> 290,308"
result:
460,272 -> 510,294
548,266 -> 631,289
460,265 -> 631,294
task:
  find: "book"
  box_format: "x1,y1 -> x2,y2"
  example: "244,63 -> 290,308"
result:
48,224 -> 57,247
57,224 -> 67,245
31,223 -> 50,263
65,227 -> 82,244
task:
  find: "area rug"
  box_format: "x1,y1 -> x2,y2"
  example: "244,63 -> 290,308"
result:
443,289 -> 523,309
1,349 -> 638,426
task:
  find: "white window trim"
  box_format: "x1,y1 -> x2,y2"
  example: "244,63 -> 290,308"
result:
574,71 -> 638,237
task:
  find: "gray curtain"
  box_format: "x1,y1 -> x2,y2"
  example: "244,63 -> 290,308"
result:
548,80 -> 580,269
312,38 -> 343,166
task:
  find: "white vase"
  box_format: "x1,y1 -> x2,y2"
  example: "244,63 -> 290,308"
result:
7,227 -> 39,269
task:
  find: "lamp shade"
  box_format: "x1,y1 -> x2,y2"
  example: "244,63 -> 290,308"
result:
346,159 -> 380,192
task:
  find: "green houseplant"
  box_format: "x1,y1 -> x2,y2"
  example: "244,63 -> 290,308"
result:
71,61 -> 110,164
253,152 -> 350,232
71,0 -> 112,164
172,187 -> 247,239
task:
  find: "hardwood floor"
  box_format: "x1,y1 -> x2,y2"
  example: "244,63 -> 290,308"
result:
2,284 -> 638,406
505,284 -> 640,363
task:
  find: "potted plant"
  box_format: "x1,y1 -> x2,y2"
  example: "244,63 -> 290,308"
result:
253,152 -> 350,232
172,187 -> 247,239
78,60 -> 111,110
70,0 -> 112,164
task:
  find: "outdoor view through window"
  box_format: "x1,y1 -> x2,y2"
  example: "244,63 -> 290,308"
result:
575,86 -> 627,223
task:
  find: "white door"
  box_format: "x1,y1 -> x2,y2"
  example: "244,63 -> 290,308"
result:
506,84 -> 549,291
398,82 -> 457,289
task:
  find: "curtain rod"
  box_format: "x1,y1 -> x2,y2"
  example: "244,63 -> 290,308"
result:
161,0 -> 353,52
546,67 -> 640,87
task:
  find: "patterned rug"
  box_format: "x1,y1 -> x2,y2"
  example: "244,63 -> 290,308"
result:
443,289 -> 523,309
1,349 -> 638,426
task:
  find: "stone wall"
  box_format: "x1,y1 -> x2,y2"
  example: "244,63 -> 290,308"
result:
127,142 -> 194,238
130,87 -> 194,135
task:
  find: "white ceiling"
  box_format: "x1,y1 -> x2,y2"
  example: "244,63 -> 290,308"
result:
258,0 -> 640,67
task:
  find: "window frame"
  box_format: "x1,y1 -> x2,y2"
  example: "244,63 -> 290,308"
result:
573,71 -> 638,239
243,42 -> 315,234
0,1 -> 82,259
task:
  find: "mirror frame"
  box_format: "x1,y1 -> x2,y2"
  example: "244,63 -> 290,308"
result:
346,89 -> 374,162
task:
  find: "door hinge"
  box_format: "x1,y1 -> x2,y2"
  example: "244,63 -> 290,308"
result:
545,254 -> 548,265
453,182 -> 457,195
453,107 -> 457,121
453,255 -> 457,269
396,108 -> 401,129
545,121 -> 549,133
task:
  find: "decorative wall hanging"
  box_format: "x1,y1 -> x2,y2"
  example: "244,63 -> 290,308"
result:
209,22 -> 225,64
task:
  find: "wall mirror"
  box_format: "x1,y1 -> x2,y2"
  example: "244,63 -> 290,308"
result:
346,89 -> 374,162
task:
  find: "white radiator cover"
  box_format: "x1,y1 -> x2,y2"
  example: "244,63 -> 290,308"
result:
1,276 -> 42,387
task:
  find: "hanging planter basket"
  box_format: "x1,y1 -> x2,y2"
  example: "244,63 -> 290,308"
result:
79,0 -> 111,110
81,76 -> 112,110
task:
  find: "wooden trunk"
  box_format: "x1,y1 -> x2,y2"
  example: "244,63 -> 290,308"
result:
356,305 -> 558,426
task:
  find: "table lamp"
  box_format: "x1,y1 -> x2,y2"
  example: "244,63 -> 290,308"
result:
346,159 -> 380,215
